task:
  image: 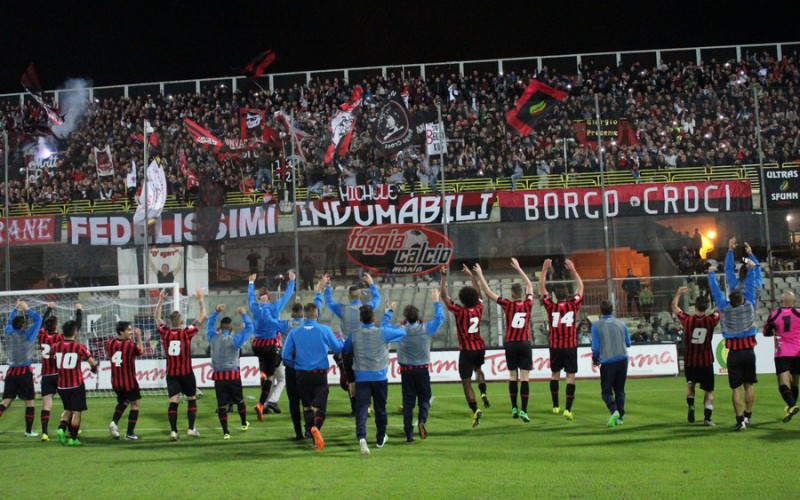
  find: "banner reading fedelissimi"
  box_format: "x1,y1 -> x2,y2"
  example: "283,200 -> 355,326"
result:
497,180 -> 752,222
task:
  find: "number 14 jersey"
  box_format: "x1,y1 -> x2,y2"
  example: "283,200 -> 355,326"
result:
542,294 -> 583,349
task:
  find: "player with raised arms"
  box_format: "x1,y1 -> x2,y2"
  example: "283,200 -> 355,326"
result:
52,319 -> 98,446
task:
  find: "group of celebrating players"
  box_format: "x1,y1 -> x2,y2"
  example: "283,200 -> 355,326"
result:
1,239 -> 799,451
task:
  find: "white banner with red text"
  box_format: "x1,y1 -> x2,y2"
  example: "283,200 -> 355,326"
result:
0,344 -> 680,392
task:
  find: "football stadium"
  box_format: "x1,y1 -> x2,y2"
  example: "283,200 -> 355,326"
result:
0,6 -> 798,498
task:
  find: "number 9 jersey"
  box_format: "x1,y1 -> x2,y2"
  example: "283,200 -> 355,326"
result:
542,293 -> 583,349
676,311 -> 719,367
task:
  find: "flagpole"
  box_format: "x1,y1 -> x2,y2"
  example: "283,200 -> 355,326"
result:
595,95 -> 614,304
3,131 -> 10,291
753,87 -> 775,306
290,109 -> 301,296
143,121 -> 149,286
437,98 -> 452,344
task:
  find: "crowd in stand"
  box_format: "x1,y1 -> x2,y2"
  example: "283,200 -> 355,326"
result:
0,49 -> 799,208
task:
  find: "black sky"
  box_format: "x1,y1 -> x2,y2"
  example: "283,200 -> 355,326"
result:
1,1 -> 797,95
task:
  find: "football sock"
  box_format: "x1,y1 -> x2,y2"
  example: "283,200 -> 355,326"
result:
70,423 -> 80,440
508,381 -> 518,409
736,414 -> 744,424
59,420 -> 69,432
127,410 -> 139,435
520,382 -> 530,412
565,383 -> 576,411
686,397 -> 695,408
113,403 -> 128,424
259,379 -> 272,405
187,400 -> 197,429
478,383 -> 487,396
779,384 -> 796,406
0,404 -> 5,417
792,385 -> 799,402
25,407 -> 35,433
314,409 -> 326,430
41,410 -> 50,434
467,399 -> 478,413
704,406 -> 713,421
303,409 -> 314,433
744,411 -> 752,421
237,401 -> 248,425
168,402 -> 179,432
217,407 -> 229,434
550,380 -> 559,408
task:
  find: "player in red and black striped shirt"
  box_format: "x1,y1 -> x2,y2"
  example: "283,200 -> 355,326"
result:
37,302 -> 81,441
475,258 -> 535,423
539,258 -> 584,420
672,286 -> 719,425
155,289 -> 207,441
52,320 -> 98,446
441,265 -> 489,427
106,322 -> 145,440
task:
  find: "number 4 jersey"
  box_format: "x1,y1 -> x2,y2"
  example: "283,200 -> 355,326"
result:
107,338 -> 143,392
542,294 -> 583,349
157,324 -> 198,376
677,312 -> 719,367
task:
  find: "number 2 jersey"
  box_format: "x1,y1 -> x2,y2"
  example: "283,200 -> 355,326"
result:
107,337 -> 143,392
157,324 -> 198,376
38,330 -> 64,376
449,299 -> 485,351
764,307 -> 800,358
677,312 -> 719,367
542,294 -> 583,349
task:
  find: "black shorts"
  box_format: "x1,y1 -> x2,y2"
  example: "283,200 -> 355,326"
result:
3,372 -> 35,401
775,356 -> 800,376
550,348 -> 578,374
115,388 -> 142,404
58,385 -> 87,412
727,348 -> 757,389
253,344 -> 281,377
458,350 -> 486,380
505,341 -> 533,372
685,365 -> 715,392
40,374 -> 59,397
342,352 -> 356,383
214,378 -> 244,408
167,374 -> 197,398
296,371 -> 329,411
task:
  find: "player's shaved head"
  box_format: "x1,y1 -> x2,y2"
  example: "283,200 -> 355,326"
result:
511,283 -> 523,300
781,291 -> 796,307
303,302 -> 318,319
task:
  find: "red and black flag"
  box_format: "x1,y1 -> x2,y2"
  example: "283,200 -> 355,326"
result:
184,118 -> 229,155
20,64 -> 65,126
505,80 -> 567,136
243,50 -> 276,80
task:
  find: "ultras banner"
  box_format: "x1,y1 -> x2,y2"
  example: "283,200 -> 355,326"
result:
67,204 -> 277,246
498,180 -> 752,222
296,192 -> 496,227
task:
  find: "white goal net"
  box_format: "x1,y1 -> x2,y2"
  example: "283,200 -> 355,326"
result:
0,283 -> 188,397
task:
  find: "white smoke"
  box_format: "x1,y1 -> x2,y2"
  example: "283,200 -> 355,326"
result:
51,78 -> 92,138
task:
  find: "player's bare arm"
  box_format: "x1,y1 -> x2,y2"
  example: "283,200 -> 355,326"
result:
671,286 -> 688,315
134,327 -> 144,352
440,267 -> 453,307
511,257 -> 533,296
539,259 -> 551,297
249,273 -> 257,283
565,259 -> 584,297
154,290 -> 166,325
194,289 -> 208,324
463,263 -> 482,298
473,263 -> 498,302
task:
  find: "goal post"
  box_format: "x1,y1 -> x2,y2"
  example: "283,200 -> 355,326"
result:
0,282 -> 185,397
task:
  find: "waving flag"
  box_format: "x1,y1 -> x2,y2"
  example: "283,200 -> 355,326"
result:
325,86 -> 363,164
133,157 -> 168,228
243,50 -> 276,80
505,80 -> 567,136
20,64 -> 65,126
274,111 -> 310,161
94,145 -> 115,177
375,89 -> 413,155
185,118 -> 229,154
238,108 -> 282,147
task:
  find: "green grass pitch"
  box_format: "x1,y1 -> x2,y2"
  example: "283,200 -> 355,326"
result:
1,376 -> 796,499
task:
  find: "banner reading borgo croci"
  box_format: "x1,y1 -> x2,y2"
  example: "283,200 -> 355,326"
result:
498,180 -> 752,222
